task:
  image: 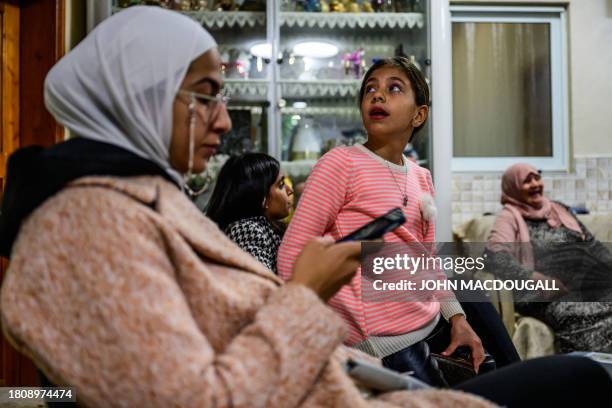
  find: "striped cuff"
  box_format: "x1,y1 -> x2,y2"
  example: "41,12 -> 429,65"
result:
440,301 -> 466,322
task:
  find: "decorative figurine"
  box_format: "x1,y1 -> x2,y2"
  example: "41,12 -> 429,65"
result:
329,1 -> 345,12
342,48 -> 365,78
303,0 -> 322,12
361,1 -> 374,12
214,0 -> 235,11
190,0 -> 209,10
371,0 -> 394,12
345,0 -> 360,12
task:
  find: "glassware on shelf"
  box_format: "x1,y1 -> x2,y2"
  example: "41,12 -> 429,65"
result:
240,0 -> 266,11
190,0 -> 210,10
280,51 -> 306,79
224,48 -> 250,79
394,0 -> 411,12
371,0 -> 394,12
281,0 -> 293,12
291,118 -> 322,160
172,0 -> 192,10
410,0 -> 424,13
248,56 -> 267,79
213,0 -> 236,11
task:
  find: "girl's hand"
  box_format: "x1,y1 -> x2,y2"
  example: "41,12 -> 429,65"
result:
441,315 -> 485,373
290,237 -> 361,301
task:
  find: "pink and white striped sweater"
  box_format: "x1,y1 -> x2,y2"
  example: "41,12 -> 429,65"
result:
278,144 -> 463,349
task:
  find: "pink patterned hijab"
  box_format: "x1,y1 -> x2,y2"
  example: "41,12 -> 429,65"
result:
501,163 -> 582,233
488,163 -> 583,269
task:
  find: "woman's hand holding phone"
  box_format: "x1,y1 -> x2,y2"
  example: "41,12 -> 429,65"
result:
290,237 -> 361,301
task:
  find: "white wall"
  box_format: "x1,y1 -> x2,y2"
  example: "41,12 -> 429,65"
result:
569,0 -> 612,156
451,0 -> 612,157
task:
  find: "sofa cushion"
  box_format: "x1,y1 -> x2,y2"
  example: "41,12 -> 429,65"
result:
454,213 -> 612,243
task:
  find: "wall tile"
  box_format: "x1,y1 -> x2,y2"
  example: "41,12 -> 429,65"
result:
451,156 -> 612,228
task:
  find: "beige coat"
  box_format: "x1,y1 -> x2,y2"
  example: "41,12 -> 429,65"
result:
1,176 -> 494,408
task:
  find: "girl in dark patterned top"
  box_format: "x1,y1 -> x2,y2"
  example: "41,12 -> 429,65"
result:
207,153 -> 293,273
486,163 -> 612,353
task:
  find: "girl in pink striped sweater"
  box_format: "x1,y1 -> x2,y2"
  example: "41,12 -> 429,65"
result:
278,57 -> 484,385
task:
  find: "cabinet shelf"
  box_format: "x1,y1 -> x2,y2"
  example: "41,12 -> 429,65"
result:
224,79 -> 361,99
112,8 -> 266,28
113,8 -> 423,30
280,79 -> 361,98
191,11 -> 265,29
281,106 -> 360,119
224,79 -> 268,97
280,12 -> 424,30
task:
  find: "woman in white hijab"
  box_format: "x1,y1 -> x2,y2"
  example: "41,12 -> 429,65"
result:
0,6 -> 609,408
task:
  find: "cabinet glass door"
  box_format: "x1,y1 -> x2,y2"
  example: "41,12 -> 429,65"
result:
111,1 -> 432,190
114,1 -> 271,161
277,0 -> 431,180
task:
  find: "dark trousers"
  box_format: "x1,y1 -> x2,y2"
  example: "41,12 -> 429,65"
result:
383,300 -> 520,385
458,300 -> 521,367
455,355 -> 612,408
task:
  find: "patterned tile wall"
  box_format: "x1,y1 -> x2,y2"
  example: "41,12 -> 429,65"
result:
451,157 -> 612,228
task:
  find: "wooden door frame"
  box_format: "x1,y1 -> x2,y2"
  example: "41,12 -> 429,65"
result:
1,1 -> 20,388
1,2 -> 19,181
20,0 -> 65,148
1,0 -> 65,387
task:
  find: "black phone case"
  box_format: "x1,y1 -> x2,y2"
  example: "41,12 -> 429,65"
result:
337,207 -> 406,242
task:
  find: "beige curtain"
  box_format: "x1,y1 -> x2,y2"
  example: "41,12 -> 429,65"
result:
452,22 -> 553,157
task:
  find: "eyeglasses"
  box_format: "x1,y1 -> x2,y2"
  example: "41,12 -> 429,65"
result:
178,89 -> 231,107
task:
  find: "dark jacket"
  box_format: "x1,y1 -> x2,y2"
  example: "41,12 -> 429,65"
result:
0,138 -> 173,257
225,216 -> 283,274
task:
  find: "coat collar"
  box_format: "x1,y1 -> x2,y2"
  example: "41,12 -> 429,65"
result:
69,176 -> 284,285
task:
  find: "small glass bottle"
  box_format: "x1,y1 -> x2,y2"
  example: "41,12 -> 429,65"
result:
394,0 -> 410,12
411,0 -> 423,13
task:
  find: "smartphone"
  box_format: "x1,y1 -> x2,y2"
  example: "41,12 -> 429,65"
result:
337,207 -> 405,242
345,358 -> 430,391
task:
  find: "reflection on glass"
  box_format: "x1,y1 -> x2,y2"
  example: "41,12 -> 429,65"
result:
452,22 -> 553,157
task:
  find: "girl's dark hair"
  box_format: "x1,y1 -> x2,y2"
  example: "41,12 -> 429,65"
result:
207,153 -> 280,231
359,56 -> 430,138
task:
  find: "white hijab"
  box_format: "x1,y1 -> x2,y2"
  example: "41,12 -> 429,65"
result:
44,6 -> 217,184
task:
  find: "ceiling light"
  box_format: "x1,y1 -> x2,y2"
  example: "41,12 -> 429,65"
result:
249,42 -> 271,59
293,41 -> 339,59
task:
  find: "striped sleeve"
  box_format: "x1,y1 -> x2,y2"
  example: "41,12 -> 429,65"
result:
277,148 -> 350,281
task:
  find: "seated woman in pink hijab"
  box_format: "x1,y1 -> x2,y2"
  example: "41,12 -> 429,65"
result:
486,163 -> 612,353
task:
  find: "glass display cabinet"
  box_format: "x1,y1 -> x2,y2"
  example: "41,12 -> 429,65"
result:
111,0 -> 433,190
